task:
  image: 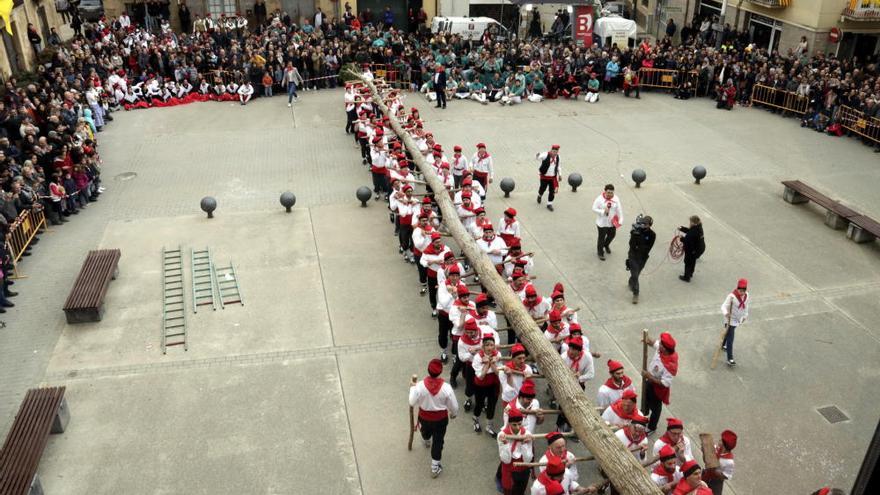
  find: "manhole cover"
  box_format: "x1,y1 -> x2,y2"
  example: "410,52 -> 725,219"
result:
817,405 -> 849,424
114,172 -> 138,181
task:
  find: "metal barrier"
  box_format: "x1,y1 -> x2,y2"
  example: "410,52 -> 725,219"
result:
369,63 -> 410,90
838,105 -> 880,145
5,208 -> 47,279
750,84 -> 809,115
638,68 -> 697,93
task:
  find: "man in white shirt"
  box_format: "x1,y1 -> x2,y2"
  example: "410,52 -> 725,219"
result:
409,359 -> 459,478
720,279 -> 749,366
592,183 -> 623,260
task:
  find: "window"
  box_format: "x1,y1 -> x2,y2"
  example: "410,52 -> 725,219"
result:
207,0 -> 237,18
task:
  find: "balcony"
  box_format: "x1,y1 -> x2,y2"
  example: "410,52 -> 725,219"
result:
842,0 -> 880,21
747,0 -> 790,8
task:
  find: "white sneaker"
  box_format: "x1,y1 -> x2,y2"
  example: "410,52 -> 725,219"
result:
431,464 -> 442,478
287,103 -> 292,107
422,437 -> 431,448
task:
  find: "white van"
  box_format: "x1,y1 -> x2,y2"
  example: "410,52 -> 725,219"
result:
431,16 -> 507,41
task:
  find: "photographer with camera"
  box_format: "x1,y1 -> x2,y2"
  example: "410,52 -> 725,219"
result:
626,215 -> 656,304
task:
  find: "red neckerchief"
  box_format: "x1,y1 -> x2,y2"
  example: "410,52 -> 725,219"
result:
544,447 -> 568,466
504,216 -> 515,226
505,359 -> 524,371
659,351 -> 679,377
535,470 -> 555,488
652,463 -> 677,483
461,332 -> 481,347
523,295 -> 542,309
658,432 -> 679,449
424,375 -> 444,395
546,323 -> 564,336
476,217 -> 490,229
623,427 -> 645,447
502,424 -> 524,455
604,375 -> 633,390
609,400 -> 634,422
716,445 -> 734,460
733,290 -> 747,309
478,151 -> 490,160
567,351 -> 582,371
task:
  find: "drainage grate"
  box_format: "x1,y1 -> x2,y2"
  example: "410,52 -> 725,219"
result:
817,405 -> 849,424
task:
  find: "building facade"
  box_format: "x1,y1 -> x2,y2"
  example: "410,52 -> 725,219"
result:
636,0 -> 880,57
0,0 -> 68,79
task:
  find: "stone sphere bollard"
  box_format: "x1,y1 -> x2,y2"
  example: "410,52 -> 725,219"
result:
692,165 -> 707,185
499,177 -> 515,198
567,173 -> 583,192
632,169 -> 647,188
200,196 -> 217,219
356,186 -> 372,207
280,191 -> 296,213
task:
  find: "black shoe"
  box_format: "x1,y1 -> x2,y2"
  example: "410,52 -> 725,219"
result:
536,195 -> 541,204
605,246 -> 611,254
546,204 -> 554,212
5,291 -> 17,297
450,378 -> 458,389
464,399 -> 473,412
678,275 -> 690,282
0,307 -> 5,313
1,301 -> 14,308
598,253 -> 605,261
6,280 -> 13,286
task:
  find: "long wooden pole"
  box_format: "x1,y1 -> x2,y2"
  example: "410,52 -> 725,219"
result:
361,76 -> 663,495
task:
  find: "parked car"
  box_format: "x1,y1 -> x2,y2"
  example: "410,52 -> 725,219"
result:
77,0 -> 105,22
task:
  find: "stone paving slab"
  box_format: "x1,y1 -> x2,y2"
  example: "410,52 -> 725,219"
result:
40,357 -> 359,495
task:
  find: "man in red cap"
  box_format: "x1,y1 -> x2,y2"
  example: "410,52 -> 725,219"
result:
420,233 -> 452,319
369,136 -> 389,200
720,279 -> 749,366
412,217 -> 438,296
553,335 -> 594,426
409,359 -> 459,478
396,185 -> 419,262
535,144 -> 561,211
451,145 -> 468,188
499,344 -> 534,405
530,456 -> 565,495
652,417 -> 694,465
497,406 -> 533,495
504,378 -> 542,432
543,310 -> 570,351
702,430 -> 736,494
436,263 -> 463,364
601,388 -> 639,427
597,359 -> 636,411
550,290 -> 578,325
456,318 -> 482,408
672,460 -> 712,494
449,285 -> 475,387
470,142 -> 494,194
497,208 -> 522,247
456,191 -> 478,233
472,332 -> 501,436
592,184 -> 623,260
512,268 -> 536,301
539,431 -> 579,484
615,412 -> 650,460
478,223 -> 509,272
651,445 -> 683,491
642,332 -> 679,434
471,293 -> 499,333
503,240 -> 533,279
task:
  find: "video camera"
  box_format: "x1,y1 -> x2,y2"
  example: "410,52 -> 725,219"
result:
631,214 -> 651,234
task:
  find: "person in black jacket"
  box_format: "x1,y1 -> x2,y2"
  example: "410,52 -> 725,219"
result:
626,215 -> 655,304
433,65 -> 447,109
678,215 -> 705,282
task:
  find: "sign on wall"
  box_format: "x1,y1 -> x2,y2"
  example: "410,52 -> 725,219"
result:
573,5 -> 593,48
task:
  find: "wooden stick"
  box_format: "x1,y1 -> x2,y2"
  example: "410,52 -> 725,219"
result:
641,329 -> 649,415
408,374 -> 418,451
514,455 -> 597,467
522,408 -> 563,415
700,433 -> 721,469
502,431 -> 577,441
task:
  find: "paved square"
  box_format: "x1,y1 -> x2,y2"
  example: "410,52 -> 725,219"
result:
1,89 -> 878,495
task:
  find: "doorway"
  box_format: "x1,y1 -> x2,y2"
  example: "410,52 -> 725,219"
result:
748,14 -> 782,52
280,0 -> 316,26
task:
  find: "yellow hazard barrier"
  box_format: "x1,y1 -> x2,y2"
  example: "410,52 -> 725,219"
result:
4,208 -> 47,279
838,105 -> 880,145
750,84 -> 809,115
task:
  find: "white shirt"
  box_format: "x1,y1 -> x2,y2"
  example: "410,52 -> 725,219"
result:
721,291 -> 749,327
470,152 -> 494,179
536,152 -> 560,177
592,193 -> 623,228
596,379 -> 636,410
561,350 -> 594,383
652,435 -> 694,464
498,364 -> 534,403
498,429 -> 534,464
408,380 -> 459,417
498,217 -> 521,240
477,235 -> 508,265
647,341 -> 674,388
538,450 -> 579,483
530,471 -> 580,495
503,397 -> 540,433
615,428 -> 648,459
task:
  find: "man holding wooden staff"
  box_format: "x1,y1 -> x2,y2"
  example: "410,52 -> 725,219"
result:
497,407 -> 533,495
701,430 -> 737,495
408,359 -> 459,478
642,332 -> 679,435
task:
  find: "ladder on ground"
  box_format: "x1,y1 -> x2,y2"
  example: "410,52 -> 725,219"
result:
191,248 -> 218,312
215,263 -> 244,309
161,246 -> 187,353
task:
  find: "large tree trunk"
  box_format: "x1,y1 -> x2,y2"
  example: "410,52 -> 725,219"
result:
360,77 -> 663,495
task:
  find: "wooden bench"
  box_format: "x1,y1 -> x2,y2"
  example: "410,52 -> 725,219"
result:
781,180 -> 860,230
848,215 -> 880,244
0,387 -> 70,495
62,249 -> 122,324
